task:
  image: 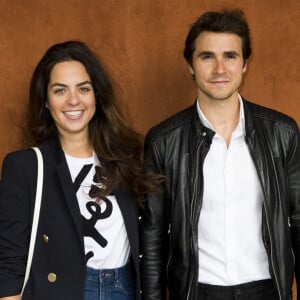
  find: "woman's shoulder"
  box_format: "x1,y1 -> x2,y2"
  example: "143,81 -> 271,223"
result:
0,148 -> 39,191
4,147 -> 36,160
2,148 -> 37,170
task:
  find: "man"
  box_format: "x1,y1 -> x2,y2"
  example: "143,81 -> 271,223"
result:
140,9 -> 300,300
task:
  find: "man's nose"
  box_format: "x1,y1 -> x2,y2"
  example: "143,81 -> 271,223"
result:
214,58 -> 226,74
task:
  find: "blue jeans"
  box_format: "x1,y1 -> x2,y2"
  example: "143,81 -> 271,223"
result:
84,262 -> 135,300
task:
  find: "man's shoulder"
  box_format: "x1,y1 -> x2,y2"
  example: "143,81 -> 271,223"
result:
146,104 -> 195,142
244,99 -> 298,129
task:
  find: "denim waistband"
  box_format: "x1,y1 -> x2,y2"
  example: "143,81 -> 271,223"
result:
86,261 -> 132,281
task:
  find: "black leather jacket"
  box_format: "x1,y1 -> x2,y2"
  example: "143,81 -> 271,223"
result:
141,99 -> 300,300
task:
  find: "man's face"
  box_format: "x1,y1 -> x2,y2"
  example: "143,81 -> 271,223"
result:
188,31 -> 247,103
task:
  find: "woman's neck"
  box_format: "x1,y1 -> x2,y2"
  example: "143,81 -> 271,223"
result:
59,135 -> 93,158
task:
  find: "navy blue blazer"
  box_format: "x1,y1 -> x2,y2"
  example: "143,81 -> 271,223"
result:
0,136 -> 141,299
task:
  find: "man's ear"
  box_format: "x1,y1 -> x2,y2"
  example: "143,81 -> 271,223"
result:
188,63 -> 195,76
188,63 -> 195,80
242,61 -> 247,73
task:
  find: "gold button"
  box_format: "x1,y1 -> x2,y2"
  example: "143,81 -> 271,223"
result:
48,273 -> 57,283
43,234 -> 49,243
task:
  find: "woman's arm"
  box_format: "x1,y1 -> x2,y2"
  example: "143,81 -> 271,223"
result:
0,151 -> 34,297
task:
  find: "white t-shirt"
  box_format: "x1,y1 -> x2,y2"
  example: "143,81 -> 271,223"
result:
65,153 -> 130,269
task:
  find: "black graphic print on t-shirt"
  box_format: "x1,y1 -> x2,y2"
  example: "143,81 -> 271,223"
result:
73,164 -> 113,263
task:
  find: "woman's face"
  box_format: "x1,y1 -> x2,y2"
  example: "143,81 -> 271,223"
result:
47,60 -> 96,141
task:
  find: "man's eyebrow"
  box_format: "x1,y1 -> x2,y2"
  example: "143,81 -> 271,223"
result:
198,51 -> 214,56
224,51 -> 240,56
197,51 -> 241,57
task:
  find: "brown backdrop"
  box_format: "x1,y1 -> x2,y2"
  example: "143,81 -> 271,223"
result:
0,0 -> 299,297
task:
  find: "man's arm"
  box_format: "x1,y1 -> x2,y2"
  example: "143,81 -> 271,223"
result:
287,122 -> 300,299
140,134 -> 169,300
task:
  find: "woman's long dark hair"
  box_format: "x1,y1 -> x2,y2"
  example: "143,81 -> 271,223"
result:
24,40 -> 161,202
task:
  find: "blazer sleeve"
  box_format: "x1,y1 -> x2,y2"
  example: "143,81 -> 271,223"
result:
0,149 -> 36,297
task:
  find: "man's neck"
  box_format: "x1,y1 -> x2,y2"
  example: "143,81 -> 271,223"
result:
198,95 -> 240,146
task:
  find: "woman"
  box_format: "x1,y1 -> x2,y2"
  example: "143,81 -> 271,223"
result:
0,41 -> 156,300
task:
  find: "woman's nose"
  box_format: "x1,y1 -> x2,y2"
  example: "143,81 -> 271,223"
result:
67,91 -> 80,105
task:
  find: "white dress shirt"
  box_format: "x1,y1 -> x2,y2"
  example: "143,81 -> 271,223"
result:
197,95 -> 271,285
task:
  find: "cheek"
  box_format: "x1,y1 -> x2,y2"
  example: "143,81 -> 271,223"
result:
47,100 -> 62,118
231,63 -> 245,74
194,69 -> 207,82
90,99 -> 96,111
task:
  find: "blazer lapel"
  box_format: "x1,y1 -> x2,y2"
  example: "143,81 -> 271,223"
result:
56,159 -> 84,248
40,137 -> 84,248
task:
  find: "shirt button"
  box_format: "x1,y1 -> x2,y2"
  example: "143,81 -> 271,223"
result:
201,131 -> 207,137
43,234 -> 49,243
48,273 -> 57,283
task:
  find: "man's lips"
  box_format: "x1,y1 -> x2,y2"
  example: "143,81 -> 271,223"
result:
210,79 -> 230,86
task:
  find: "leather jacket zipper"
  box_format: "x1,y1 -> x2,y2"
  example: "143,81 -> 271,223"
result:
288,217 -> 296,264
261,195 -> 282,300
166,222 -> 172,278
247,141 -> 282,300
187,134 -> 206,299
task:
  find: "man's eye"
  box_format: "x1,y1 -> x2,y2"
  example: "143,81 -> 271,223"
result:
201,55 -> 213,60
225,54 -> 237,59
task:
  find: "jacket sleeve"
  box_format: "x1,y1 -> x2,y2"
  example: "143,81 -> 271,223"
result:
0,150 -> 35,297
140,133 -> 169,300
288,122 -> 300,299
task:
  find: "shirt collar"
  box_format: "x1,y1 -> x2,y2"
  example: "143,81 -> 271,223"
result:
196,94 -> 245,137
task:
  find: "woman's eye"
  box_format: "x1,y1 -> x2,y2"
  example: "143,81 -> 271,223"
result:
54,88 -> 65,95
80,86 -> 91,93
